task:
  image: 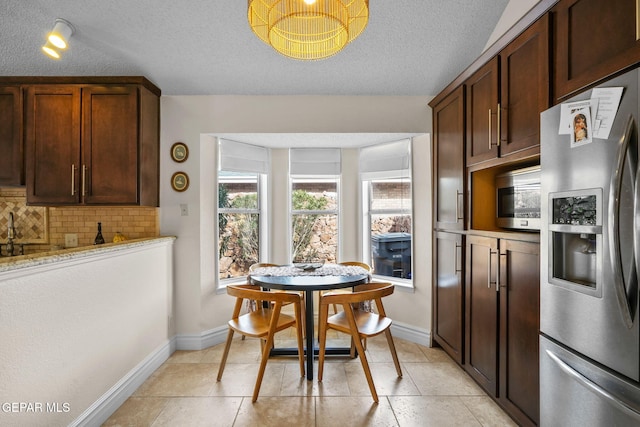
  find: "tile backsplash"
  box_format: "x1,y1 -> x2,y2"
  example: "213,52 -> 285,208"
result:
0,187 -> 159,254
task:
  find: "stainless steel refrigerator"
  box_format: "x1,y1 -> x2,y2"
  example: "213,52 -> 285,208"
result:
540,68 -> 640,425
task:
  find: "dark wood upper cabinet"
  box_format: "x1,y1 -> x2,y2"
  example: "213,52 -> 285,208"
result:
0,86 -> 24,186
466,58 -> 500,166
554,0 -> 640,101
500,15 -> 550,158
25,83 -> 159,206
433,231 -> 465,365
25,85 -> 82,205
467,16 -> 550,168
433,86 -> 466,231
82,86 -> 141,205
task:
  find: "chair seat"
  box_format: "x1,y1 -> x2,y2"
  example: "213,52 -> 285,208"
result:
317,282 -> 401,403
327,310 -> 392,338
229,309 -> 297,338
217,284 -> 305,402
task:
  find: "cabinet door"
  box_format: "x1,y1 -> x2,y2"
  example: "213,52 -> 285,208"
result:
499,239 -> 540,426
433,231 -> 464,364
466,58 -> 499,166
554,0 -> 640,100
500,15 -> 549,158
0,86 -> 23,186
433,86 -> 466,231
25,86 -> 81,205
82,86 -> 139,204
465,235 -> 499,395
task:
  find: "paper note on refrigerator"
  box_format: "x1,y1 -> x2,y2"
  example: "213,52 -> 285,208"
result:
590,87 -> 624,139
558,99 -> 598,136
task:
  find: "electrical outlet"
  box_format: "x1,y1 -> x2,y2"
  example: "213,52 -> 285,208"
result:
64,233 -> 78,248
180,204 -> 189,216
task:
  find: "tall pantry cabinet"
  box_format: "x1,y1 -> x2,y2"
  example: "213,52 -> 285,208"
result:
432,86 -> 466,365
431,4 -> 549,427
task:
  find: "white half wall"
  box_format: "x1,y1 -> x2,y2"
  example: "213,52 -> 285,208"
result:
0,239 -> 174,426
160,95 -> 433,342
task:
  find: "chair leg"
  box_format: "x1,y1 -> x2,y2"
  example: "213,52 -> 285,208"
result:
252,333 -> 274,402
216,328 -> 235,381
384,329 -> 403,378
351,330 -> 379,403
317,304 -> 330,381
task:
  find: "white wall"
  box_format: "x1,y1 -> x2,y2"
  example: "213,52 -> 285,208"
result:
160,96 -> 433,343
0,240 -> 174,426
484,0 -> 542,51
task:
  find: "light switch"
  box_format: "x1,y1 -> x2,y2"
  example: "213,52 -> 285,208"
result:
180,204 -> 189,216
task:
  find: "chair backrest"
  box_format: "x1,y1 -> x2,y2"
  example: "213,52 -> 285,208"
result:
249,263 -> 278,272
321,282 -> 393,306
227,284 -> 301,305
338,261 -> 372,273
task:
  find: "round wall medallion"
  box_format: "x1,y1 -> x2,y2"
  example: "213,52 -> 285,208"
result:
170,142 -> 189,163
171,171 -> 190,192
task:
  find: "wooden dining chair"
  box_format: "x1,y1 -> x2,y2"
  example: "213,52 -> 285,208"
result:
217,284 -> 305,402
317,282 -> 402,403
331,261 -> 373,314
248,262 -> 306,334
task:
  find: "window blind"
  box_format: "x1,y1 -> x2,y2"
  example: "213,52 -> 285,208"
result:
359,139 -> 411,180
290,148 -> 341,175
219,139 -> 270,174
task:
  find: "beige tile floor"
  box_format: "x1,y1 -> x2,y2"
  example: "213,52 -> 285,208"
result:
103,328 -> 517,427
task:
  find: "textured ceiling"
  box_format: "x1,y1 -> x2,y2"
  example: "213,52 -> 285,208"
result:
1,0 -> 510,97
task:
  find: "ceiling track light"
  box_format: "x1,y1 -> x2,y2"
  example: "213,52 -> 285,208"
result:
248,0 -> 369,61
42,18 -> 75,59
42,40 -> 61,59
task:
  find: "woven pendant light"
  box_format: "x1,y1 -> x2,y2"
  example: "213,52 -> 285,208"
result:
248,0 -> 369,60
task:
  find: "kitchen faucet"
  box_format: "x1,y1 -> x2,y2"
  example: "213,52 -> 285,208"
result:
1,212 -> 23,257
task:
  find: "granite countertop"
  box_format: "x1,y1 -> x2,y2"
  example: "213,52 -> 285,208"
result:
0,236 -> 176,273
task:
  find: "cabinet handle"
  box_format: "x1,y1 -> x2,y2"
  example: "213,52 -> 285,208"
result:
489,250 -> 498,290
488,108 -> 492,151
637,0 -> 640,40
71,164 -> 76,196
488,106 -> 501,151
496,103 -> 501,147
499,252 -> 507,291
455,190 -> 464,221
455,243 -> 462,273
82,165 -> 87,197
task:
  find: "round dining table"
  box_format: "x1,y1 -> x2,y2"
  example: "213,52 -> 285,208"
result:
249,266 -> 369,380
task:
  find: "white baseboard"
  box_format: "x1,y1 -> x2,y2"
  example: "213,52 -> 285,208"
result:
175,322 -> 431,350
391,320 -> 431,347
174,325 -> 228,350
72,323 -> 430,426
69,339 -> 175,427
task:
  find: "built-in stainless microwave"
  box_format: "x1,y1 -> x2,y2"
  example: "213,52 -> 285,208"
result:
496,165 -> 541,230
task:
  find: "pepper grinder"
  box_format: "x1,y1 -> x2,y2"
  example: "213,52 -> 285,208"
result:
94,222 -> 105,245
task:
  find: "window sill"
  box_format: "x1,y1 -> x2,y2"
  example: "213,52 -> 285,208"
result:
372,275 -> 414,293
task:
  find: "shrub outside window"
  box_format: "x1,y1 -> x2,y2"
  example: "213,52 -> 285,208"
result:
290,177 -> 339,263
218,171 -> 260,279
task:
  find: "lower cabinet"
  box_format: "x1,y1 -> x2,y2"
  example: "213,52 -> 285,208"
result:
433,231 -> 465,364
465,235 -> 500,395
464,234 -> 540,426
498,239 -> 540,426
